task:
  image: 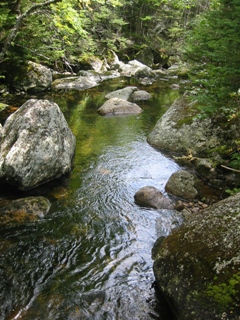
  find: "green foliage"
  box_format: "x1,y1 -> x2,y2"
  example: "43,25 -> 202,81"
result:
225,188 -> 240,196
185,0 -> 240,120
229,152 -> 240,170
206,273 -> 240,310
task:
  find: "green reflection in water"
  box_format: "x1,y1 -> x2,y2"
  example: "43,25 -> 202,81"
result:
53,78 -> 179,194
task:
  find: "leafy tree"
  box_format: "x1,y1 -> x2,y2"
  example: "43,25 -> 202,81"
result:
0,0 -> 62,63
185,0 -> 240,121
119,0 -> 212,61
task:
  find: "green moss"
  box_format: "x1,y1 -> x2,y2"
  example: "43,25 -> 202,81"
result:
174,116 -> 194,128
206,272 -> 240,311
0,103 -> 8,112
177,66 -> 190,79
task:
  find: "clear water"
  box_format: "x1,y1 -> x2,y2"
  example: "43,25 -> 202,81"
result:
0,78 -> 182,320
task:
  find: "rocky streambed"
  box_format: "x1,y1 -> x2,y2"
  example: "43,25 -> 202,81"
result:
0,60 -> 239,319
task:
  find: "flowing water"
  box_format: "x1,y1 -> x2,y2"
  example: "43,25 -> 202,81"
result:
0,78 -> 183,320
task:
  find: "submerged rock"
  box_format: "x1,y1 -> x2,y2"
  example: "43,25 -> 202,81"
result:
134,186 -> 174,210
0,99 -> 76,190
97,98 -> 142,116
153,192 -> 240,320
0,196 -> 51,226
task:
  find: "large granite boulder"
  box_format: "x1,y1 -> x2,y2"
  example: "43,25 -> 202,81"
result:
105,86 -> 151,102
13,61 -> 52,92
147,96 -> 240,188
97,98 -> 142,116
153,192 -> 240,320
147,96 -> 222,157
165,170 -> 199,200
134,186 -> 174,210
0,99 -> 76,190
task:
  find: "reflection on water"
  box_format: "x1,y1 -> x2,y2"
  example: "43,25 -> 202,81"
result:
0,78 -> 182,320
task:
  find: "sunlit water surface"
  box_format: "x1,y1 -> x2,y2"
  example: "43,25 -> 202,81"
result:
0,78 -> 183,320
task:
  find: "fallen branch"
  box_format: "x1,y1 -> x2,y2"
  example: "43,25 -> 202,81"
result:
221,164 -> 240,173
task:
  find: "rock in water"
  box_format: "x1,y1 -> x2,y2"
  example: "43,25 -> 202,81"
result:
165,170 -> 199,200
0,196 -> 51,226
134,186 -> 174,209
98,98 -> 142,116
0,99 -> 76,190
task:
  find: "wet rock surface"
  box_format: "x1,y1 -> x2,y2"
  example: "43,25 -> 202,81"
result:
134,186 -> 174,210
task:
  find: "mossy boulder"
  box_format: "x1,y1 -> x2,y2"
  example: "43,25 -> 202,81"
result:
147,96 -> 220,157
165,170 -> 200,200
153,192 -> 240,320
147,96 -> 240,188
13,61 -> 52,92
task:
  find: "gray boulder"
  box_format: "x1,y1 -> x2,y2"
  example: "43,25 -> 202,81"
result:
52,71 -> 120,91
14,61 -> 52,92
134,186 -> 174,209
0,196 -> 51,226
153,192 -> 240,320
119,60 -> 155,80
147,96 -> 222,157
105,86 -> 138,100
51,75 -> 100,91
131,90 -> 152,101
105,87 -> 151,102
0,99 -> 76,190
97,98 -> 142,116
165,170 -> 199,200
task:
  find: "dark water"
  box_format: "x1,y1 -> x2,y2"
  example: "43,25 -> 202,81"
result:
0,78 -> 183,320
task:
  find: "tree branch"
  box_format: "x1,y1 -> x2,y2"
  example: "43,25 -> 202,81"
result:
0,0 -> 62,63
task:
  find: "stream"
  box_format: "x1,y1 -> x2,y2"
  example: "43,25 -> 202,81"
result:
0,78 -> 183,320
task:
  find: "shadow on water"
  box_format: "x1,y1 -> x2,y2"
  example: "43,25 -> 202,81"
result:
0,77 -> 182,320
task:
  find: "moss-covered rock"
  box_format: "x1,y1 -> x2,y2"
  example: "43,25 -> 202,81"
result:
147,96 -> 240,189
153,192 -> 240,320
